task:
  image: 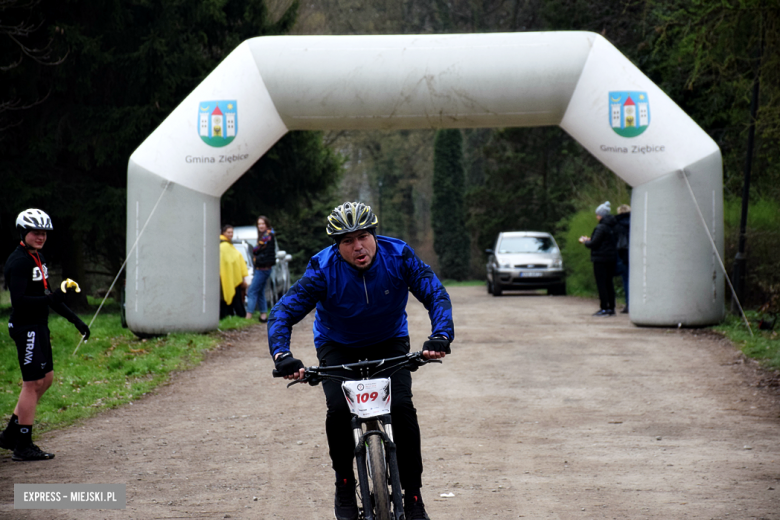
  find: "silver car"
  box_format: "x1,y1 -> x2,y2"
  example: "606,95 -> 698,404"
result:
485,231 -> 566,296
231,225 -> 292,308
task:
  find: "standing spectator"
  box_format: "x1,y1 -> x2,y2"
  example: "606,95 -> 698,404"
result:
1,209 -> 90,461
614,204 -> 631,313
245,216 -> 276,323
579,201 -> 618,316
219,224 -> 248,319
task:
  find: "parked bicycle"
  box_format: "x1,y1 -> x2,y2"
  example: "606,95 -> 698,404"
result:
273,350 -> 440,520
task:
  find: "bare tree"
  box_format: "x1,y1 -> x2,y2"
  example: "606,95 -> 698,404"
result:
0,0 -> 67,133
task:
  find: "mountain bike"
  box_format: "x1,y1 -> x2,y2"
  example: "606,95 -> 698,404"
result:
273,351 -> 439,520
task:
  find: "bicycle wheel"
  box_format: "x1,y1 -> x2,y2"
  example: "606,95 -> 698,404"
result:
367,435 -> 391,520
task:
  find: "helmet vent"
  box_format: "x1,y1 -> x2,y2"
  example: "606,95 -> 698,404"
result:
326,202 -> 378,238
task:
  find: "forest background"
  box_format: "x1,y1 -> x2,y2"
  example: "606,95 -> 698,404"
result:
1,0 -> 778,312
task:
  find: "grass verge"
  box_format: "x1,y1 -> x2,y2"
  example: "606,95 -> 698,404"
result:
442,279 -> 484,287
0,297 -> 256,435
711,311 -> 780,370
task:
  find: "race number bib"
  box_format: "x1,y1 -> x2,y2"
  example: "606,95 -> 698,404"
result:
341,378 -> 391,418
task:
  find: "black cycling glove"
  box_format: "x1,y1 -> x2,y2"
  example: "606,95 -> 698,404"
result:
74,318 -> 90,341
274,351 -> 304,376
422,336 -> 451,354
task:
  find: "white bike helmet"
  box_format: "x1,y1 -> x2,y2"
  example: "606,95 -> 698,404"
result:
16,208 -> 53,240
326,202 -> 378,240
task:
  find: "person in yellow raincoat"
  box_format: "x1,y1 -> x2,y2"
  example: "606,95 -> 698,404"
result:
219,224 -> 248,318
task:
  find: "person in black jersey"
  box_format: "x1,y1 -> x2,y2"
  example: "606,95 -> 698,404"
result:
0,209 -> 90,461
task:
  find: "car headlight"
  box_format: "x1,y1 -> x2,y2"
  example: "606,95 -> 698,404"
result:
551,259 -> 563,269
500,263 -> 512,269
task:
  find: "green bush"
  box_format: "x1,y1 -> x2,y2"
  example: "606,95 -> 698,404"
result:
560,196 -> 780,310
724,197 -> 780,310
561,210 -> 599,296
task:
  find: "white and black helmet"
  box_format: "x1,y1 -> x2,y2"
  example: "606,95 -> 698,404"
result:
16,208 -> 53,239
326,202 -> 378,239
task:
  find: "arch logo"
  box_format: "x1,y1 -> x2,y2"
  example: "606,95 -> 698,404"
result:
608,91 -> 650,138
198,101 -> 238,147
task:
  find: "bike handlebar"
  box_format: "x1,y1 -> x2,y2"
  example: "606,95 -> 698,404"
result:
272,350 -> 440,387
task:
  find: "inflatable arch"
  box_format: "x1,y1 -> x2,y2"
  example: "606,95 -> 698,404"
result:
126,32 -> 724,334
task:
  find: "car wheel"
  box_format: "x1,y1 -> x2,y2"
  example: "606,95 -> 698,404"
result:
491,272 -> 503,296
487,278 -> 493,294
548,282 -> 567,296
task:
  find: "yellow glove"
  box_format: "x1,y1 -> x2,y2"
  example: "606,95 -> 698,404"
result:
60,278 -> 81,293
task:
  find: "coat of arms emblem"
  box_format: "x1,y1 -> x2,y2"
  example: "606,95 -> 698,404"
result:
199,101 -> 237,147
609,91 -> 650,138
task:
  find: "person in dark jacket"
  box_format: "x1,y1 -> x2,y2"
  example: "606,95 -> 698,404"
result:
268,201 -> 453,520
0,209 -> 90,461
579,201 -> 618,316
614,205 -> 631,313
245,215 -> 276,323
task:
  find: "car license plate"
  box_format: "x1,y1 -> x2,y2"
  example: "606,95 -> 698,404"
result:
520,272 -> 543,277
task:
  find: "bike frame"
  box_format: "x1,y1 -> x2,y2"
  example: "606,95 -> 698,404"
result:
273,351 -> 438,520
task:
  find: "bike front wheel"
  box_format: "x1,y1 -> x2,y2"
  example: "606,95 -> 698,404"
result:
367,435 -> 391,520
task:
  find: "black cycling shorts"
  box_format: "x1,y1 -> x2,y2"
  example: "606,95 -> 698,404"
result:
9,323 -> 53,381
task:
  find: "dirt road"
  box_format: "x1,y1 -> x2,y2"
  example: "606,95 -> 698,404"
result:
1,286 -> 779,519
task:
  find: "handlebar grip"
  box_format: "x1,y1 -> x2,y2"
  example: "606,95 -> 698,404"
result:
272,369 -> 283,378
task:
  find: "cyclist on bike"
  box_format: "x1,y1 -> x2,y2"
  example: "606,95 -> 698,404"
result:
1,209 -> 90,461
268,201 -> 453,520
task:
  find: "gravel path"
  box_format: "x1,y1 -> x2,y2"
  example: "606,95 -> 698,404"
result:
1,286 -> 779,519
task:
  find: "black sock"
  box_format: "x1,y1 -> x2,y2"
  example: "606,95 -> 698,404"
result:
17,424 -> 32,446
3,414 -> 18,432
404,489 -> 423,507
335,471 -> 355,484
2,415 -> 19,439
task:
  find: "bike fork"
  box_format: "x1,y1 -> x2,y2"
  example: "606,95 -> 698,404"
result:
353,418 -> 376,520
352,416 -> 406,520
381,417 -> 405,520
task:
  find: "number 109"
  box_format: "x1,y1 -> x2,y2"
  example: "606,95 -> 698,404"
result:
358,392 -> 379,403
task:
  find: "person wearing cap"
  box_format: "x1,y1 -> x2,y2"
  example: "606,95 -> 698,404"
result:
0,209 -> 90,461
578,201 -> 619,316
268,201 -> 453,520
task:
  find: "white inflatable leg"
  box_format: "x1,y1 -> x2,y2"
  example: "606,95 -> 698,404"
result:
629,151 -> 725,326
125,161 -> 221,335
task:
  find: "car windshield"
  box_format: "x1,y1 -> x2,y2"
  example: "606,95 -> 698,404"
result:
498,236 -> 556,254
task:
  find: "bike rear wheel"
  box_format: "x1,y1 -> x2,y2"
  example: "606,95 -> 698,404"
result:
367,435 -> 391,520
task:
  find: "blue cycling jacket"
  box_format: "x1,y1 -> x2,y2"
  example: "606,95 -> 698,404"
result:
267,236 -> 453,357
